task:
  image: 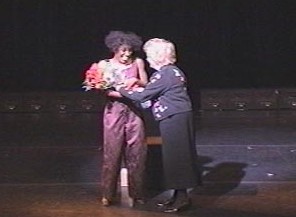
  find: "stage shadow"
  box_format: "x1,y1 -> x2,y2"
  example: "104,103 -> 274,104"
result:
195,159 -> 257,196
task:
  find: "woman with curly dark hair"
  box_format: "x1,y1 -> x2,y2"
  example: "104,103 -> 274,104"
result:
96,31 -> 148,207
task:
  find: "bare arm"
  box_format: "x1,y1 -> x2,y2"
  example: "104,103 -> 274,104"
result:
125,58 -> 148,89
136,58 -> 148,87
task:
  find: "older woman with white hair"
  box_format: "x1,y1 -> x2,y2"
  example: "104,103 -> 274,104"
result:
116,38 -> 201,213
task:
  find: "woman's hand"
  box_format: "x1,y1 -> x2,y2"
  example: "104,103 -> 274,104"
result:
114,83 -> 126,91
106,90 -> 123,98
125,77 -> 139,90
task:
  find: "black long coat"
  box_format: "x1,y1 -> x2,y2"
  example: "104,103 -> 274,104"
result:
159,111 -> 201,189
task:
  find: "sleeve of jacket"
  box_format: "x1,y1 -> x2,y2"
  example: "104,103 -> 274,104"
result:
118,71 -> 170,102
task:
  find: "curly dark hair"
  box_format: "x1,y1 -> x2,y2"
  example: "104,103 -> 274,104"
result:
104,31 -> 143,53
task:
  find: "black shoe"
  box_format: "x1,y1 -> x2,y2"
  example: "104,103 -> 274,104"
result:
157,197 -> 176,207
163,199 -> 192,213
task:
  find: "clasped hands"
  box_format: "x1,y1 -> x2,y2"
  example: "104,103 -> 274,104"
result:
109,78 -> 144,98
115,77 -> 140,91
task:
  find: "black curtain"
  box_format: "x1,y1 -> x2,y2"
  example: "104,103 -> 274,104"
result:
1,0 -> 295,92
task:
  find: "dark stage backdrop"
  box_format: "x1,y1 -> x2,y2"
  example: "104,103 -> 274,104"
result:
1,0 -> 295,92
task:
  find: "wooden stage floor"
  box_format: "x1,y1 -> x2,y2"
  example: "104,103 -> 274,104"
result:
0,110 -> 296,217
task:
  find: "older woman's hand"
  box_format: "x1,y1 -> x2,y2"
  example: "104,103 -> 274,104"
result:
106,90 -> 123,98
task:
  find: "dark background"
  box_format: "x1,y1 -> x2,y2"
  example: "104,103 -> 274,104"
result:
1,0 -> 295,92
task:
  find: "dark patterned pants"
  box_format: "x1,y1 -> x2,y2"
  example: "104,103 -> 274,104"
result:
101,100 -> 147,200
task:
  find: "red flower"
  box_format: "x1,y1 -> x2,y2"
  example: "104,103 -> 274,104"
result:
82,63 -> 108,91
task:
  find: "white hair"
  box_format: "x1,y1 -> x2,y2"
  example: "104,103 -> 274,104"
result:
143,38 -> 177,66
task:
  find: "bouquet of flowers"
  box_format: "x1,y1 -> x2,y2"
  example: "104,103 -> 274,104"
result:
82,62 -> 125,91
82,62 -> 152,109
